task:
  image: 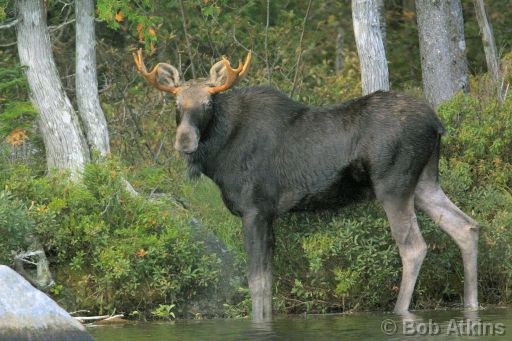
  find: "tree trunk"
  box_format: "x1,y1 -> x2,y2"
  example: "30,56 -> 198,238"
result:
15,0 -> 89,175
335,26 -> 345,74
474,0 -> 503,100
415,0 -> 469,108
447,0 -> 470,94
376,0 -> 386,44
352,0 -> 389,95
75,0 -> 110,156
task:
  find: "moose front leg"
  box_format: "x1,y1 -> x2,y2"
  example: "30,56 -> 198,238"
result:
242,209 -> 274,321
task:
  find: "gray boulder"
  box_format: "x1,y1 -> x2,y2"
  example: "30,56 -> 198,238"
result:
0,265 -> 94,341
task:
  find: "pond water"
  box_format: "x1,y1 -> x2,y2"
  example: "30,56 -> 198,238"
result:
88,308 -> 512,340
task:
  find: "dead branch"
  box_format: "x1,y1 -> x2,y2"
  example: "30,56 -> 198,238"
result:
290,0 -> 313,98
0,19 -> 18,30
75,314 -> 124,322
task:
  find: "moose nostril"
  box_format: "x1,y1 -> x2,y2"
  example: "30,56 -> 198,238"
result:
179,134 -> 191,145
175,130 -> 198,153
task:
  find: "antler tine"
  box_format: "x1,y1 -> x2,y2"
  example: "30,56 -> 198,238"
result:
133,49 -> 179,94
208,51 -> 252,94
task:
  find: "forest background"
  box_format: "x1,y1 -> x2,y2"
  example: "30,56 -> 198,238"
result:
1,0 -> 512,319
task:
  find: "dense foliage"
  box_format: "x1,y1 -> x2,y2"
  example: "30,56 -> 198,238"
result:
0,160 -> 221,316
1,0 -> 512,319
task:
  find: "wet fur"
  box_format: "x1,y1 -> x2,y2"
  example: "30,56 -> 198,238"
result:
183,86 -> 444,217
178,86 -> 479,320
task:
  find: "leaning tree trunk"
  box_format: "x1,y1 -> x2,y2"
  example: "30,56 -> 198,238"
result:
352,0 -> 389,95
474,0 -> 503,101
16,0 -> 89,175
75,0 -> 110,156
416,0 -> 469,108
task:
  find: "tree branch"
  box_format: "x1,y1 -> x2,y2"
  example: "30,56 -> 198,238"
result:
264,0 -> 271,84
289,0 -> 313,98
0,42 -> 17,47
0,19 -> 18,30
48,18 -> 75,32
178,0 -> 196,78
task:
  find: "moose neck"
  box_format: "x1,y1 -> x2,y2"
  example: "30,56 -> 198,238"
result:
182,91 -> 237,179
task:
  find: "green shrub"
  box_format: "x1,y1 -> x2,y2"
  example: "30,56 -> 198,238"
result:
0,160 -> 221,317
0,190 -> 35,264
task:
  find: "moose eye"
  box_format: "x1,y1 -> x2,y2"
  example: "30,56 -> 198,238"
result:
175,107 -> 183,124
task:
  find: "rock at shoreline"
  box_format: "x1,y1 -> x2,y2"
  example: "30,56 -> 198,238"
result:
0,265 -> 94,341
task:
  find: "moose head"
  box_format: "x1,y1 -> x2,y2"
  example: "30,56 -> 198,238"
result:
133,49 -> 251,153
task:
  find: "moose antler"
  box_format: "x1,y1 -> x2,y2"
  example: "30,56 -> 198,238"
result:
208,51 -> 252,94
133,49 -> 180,94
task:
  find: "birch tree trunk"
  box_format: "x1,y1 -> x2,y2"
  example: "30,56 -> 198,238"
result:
474,0 -> 503,100
416,0 -> 469,108
375,0 -> 386,44
15,0 -> 89,175
352,0 -> 389,95
447,0 -> 470,94
76,0 -> 110,156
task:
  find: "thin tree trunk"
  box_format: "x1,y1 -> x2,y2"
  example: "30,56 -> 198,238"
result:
335,26 -> 345,74
264,0 -> 271,84
352,0 -> 389,95
447,0 -> 470,94
415,0 -> 469,108
75,0 -> 110,156
474,0 -> 503,100
15,0 -> 89,175
289,0 -> 312,98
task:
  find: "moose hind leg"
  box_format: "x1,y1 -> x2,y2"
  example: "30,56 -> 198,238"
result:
381,196 -> 427,314
415,181 -> 479,309
242,209 -> 274,321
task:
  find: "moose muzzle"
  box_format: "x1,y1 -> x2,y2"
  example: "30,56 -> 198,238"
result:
174,123 -> 199,153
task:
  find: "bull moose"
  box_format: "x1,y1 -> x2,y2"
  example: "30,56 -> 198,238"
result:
133,49 -> 479,321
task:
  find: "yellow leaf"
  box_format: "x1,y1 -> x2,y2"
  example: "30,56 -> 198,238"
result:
136,249 -> 147,257
6,128 -> 28,146
115,11 -> 124,22
137,23 -> 144,42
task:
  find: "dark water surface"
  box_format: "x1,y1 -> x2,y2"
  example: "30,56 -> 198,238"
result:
88,308 -> 512,340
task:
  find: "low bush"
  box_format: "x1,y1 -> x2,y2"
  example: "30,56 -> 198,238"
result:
0,160 -> 221,317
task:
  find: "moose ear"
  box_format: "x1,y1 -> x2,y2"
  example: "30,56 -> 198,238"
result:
208,60 -> 228,86
156,63 -> 181,88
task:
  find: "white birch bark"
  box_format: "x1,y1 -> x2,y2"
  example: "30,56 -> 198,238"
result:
416,0 -> 469,108
75,0 -> 110,156
15,0 -> 89,175
447,0 -> 470,94
375,0 -> 386,44
474,0 -> 503,100
352,0 -> 390,95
